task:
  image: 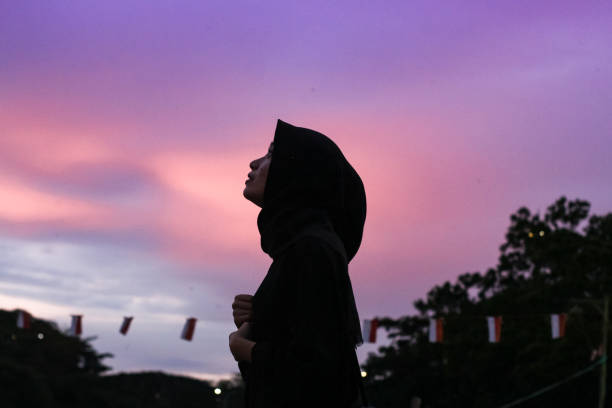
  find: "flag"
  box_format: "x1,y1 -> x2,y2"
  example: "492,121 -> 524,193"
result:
429,318 -> 444,343
70,315 -> 83,336
487,316 -> 502,343
181,317 -> 197,341
17,310 -> 32,329
119,316 -> 133,335
550,313 -> 567,339
362,318 -> 378,343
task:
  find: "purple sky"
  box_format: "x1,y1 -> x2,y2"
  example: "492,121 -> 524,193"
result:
1,0 -> 611,381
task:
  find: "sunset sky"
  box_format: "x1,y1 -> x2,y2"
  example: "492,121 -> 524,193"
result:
1,0 -> 611,381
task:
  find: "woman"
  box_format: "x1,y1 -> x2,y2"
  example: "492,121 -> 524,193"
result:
229,119 -> 368,407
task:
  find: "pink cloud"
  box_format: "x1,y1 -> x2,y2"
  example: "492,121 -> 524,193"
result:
0,111 -> 270,271
145,150 -> 264,266
0,119 -> 118,179
0,174 -> 107,223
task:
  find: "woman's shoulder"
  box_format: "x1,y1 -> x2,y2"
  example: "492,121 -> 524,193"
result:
283,231 -> 347,266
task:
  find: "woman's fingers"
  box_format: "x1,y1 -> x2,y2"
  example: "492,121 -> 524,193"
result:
234,317 -> 247,328
234,313 -> 252,322
233,311 -> 253,328
232,294 -> 253,310
232,300 -> 253,310
235,294 -> 253,302
233,308 -> 252,316
233,294 -> 254,328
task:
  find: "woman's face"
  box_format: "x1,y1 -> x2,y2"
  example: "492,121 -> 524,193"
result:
243,142 -> 274,207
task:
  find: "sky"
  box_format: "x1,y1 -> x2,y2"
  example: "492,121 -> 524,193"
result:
1,0 -> 611,382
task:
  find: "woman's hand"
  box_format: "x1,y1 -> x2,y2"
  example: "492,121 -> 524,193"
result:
232,294 -> 254,328
229,322 -> 255,363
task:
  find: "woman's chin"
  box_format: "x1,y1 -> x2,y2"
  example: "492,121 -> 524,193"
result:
243,187 -> 264,207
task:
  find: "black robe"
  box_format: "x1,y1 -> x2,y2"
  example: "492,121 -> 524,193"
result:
238,120 -> 367,408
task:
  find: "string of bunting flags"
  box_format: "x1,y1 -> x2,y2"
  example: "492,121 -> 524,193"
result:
14,310 -> 201,342
13,310 -> 569,344
360,313 -> 569,344
426,313 -> 567,344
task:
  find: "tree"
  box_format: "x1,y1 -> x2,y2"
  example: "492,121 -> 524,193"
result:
363,197 -> 611,408
0,309 -> 112,406
0,310 -> 241,407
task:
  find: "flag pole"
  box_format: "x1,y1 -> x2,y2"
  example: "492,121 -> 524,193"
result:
598,295 -> 608,408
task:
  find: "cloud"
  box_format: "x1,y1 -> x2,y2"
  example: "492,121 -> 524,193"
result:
1,0 -> 612,380
0,235 -> 250,375
0,174 -> 109,223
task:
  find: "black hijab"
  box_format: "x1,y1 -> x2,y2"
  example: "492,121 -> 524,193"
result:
256,119 -> 367,347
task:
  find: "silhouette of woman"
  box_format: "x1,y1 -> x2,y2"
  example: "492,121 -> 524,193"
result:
229,119 -> 368,407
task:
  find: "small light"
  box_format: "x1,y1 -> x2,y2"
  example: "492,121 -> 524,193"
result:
361,371 -> 367,378
37,333 -> 44,340
528,232 -> 534,238
539,231 -> 545,237
11,334 -> 16,341
214,388 -> 222,395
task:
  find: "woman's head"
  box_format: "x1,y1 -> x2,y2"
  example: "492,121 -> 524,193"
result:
252,119 -> 367,262
243,142 -> 274,207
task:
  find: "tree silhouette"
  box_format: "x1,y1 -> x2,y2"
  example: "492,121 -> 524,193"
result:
363,197 -> 610,408
0,311 -> 245,407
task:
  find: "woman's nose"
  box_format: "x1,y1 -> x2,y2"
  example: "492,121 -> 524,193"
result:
249,159 -> 258,170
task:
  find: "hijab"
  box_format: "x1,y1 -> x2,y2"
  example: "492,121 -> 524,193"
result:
256,119 -> 367,347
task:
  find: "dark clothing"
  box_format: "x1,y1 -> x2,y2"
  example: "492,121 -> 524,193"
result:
238,230 -> 362,407
239,120 -> 367,407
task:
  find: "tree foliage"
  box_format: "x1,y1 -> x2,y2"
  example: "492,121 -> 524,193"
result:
363,197 -> 611,407
0,310 -> 245,407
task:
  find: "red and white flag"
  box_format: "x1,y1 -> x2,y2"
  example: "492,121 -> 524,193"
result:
70,315 -> 83,336
487,316 -> 502,343
362,318 -> 378,343
17,310 -> 32,329
550,313 -> 567,339
119,316 -> 133,335
181,317 -> 197,341
429,318 -> 444,343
